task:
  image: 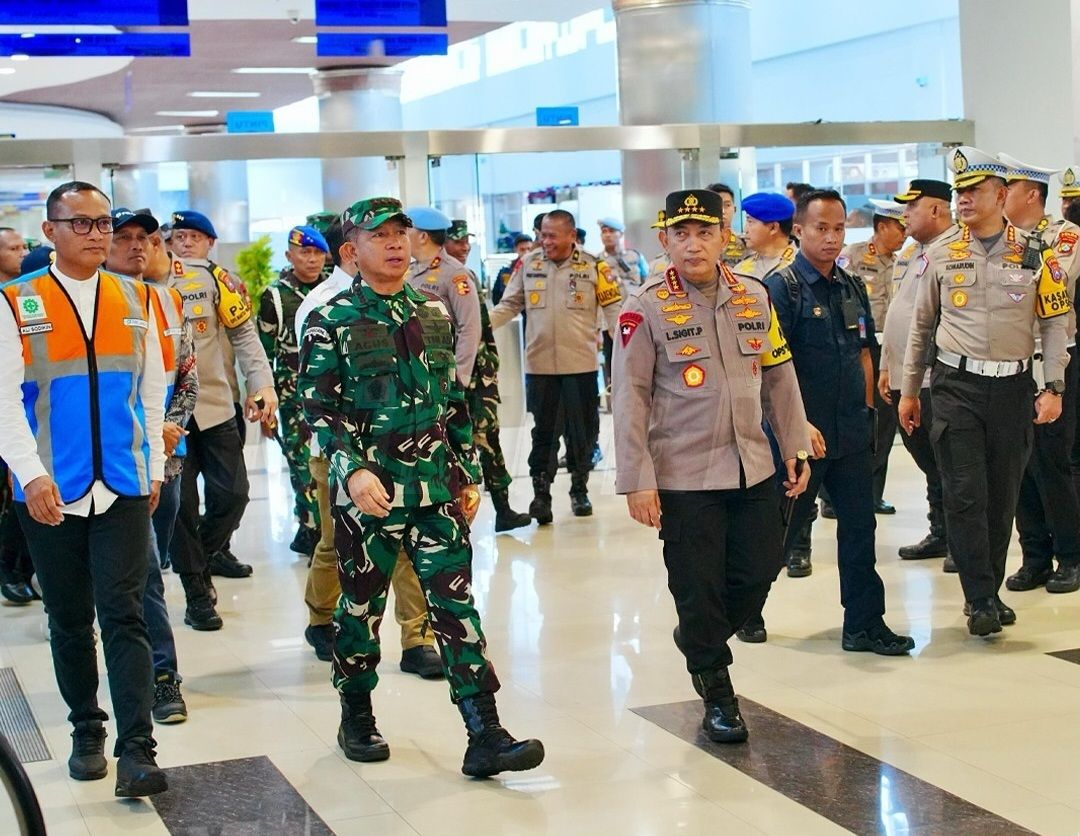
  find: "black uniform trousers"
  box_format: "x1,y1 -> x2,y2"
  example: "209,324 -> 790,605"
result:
0,461 -> 32,584
870,342 -> 898,503
171,417 -> 250,574
889,387 -> 944,522
930,362 -> 1035,602
526,372 -> 599,488
782,448 -> 886,632
16,498 -> 155,752
1016,345 -> 1080,570
660,478 -> 784,673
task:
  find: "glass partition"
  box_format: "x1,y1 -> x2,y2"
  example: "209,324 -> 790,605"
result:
0,164 -> 74,248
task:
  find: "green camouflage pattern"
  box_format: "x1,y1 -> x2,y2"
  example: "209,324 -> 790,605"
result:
330,499 -> 499,700
258,269 -> 323,531
467,290 -> 512,492
298,279 -> 481,510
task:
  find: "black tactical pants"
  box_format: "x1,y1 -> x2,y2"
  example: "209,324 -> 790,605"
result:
889,387 -> 945,526
660,479 -> 784,673
1016,345 -> 1080,570
930,362 -> 1034,602
526,372 -> 599,488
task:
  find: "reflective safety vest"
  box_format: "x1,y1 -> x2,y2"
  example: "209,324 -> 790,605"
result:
147,281 -> 188,457
2,268 -> 153,503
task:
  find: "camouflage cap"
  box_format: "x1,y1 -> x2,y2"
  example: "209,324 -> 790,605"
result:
341,197 -> 413,236
305,211 -> 338,234
447,219 -> 474,240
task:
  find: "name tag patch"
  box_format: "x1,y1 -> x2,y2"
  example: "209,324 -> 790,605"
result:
124,318 -> 149,329
164,326 -> 183,336
19,322 -> 52,335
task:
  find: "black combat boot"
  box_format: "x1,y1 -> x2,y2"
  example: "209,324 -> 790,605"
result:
337,692 -> 390,762
491,489 -> 531,532
458,692 -> 545,777
569,473 -> 592,517
114,737 -> 167,797
692,668 -> 748,743
899,506 -> 949,559
529,476 -> 553,525
179,572 -> 223,631
68,720 -> 108,781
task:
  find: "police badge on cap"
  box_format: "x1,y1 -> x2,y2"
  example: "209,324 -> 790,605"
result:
664,190 -> 722,226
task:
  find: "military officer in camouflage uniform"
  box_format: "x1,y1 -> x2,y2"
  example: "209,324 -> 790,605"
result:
298,197 -> 544,777
999,154 -> 1080,595
839,199 -> 907,515
490,209 -> 622,520
613,189 -> 812,743
257,226 -> 329,557
405,207 -> 481,386
900,147 -> 1070,636
707,183 -> 750,266
445,220 -> 531,531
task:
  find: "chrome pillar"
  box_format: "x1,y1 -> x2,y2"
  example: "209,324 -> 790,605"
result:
313,68 -> 405,211
614,0 -> 752,248
110,166 -> 161,216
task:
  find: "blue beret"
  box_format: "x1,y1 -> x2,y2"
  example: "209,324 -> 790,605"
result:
288,225 -> 329,253
405,206 -> 452,232
20,246 -> 54,275
597,217 -> 624,232
170,210 -> 218,239
742,192 -> 795,223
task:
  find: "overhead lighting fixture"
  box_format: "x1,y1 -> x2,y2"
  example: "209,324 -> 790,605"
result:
232,66 -> 315,74
20,33 -> 35,39
188,91 -> 261,98
10,54 -> 29,61
156,110 -> 219,117
128,124 -> 186,133
291,36 -> 317,45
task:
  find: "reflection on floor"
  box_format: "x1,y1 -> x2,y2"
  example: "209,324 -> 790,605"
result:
1,421 -> 1079,835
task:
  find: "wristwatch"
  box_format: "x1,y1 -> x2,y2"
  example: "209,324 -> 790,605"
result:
1044,379 -> 1066,396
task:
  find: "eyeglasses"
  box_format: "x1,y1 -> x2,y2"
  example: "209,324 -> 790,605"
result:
48,216 -> 114,235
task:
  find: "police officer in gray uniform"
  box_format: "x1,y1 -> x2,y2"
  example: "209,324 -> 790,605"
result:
614,189 -> 811,743
490,209 -> 622,520
405,207 -> 482,387
900,147 -> 1071,636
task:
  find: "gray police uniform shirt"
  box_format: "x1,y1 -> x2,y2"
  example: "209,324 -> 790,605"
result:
839,239 -> 898,329
406,249 -> 481,385
731,244 -> 798,281
1020,215 -> 1080,343
490,245 -> 622,375
603,247 -> 648,302
881,226 -> 962,391
170,256 -> 273,430
901,222 -> 1071,398
613,265 -> 810,493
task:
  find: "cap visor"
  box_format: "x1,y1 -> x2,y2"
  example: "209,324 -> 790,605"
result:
363,211 -> 413,231
953,173 -> 993,189
893,190 -> 921,203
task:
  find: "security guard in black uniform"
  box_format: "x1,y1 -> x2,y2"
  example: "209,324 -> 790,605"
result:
745,189 -> 914,655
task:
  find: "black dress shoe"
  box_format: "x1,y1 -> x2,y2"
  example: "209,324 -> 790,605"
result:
69,722 -> 107,781
842,622 -> 914,655
1,580 -> 35,605
961,599 -> 1014,625
942,555 -> 958,573
735,616 -> 767,644
1046,563 -> 1080,594
899,534 -> 948,560
786,551 -> 812,578
874,500 -> 896,515
966,597 -> 1002,637
114,738 -> 167,797
819,500 -> 836,519
1005,564 -> 1052,591
208,549 -> 253,578
400,646 -> 444,679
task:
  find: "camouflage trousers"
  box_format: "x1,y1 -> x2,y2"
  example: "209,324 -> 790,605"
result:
277,398 -> 319,532
467,385 -> 512,493
331,496 -> 500,702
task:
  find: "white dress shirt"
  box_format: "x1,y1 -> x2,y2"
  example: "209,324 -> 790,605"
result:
0,267 -> 166,517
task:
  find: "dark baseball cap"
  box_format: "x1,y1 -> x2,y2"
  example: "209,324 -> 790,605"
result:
665,189 -> 722,227
112,207 -> 159,234
894,179 -> 952,203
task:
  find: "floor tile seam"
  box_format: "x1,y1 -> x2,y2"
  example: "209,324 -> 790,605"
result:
265,750 -> 397,822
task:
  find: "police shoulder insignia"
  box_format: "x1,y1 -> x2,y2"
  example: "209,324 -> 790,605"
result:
454,276 -> 471,295
430,256 -> 441,270
1058,231 -> 1078,254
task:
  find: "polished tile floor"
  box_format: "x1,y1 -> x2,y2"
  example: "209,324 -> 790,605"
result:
2,419 -> 1080,835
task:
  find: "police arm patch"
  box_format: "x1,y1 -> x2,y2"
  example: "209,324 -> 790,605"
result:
595,260 -> 622,308
760,304 -> 792,368
1037,250 -> 1072,319
619,311 -> 644,347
